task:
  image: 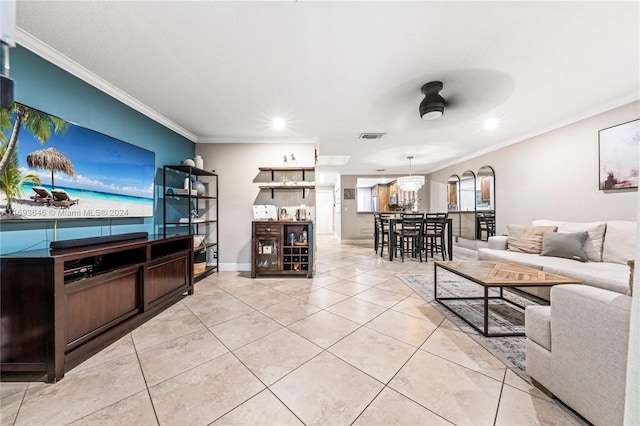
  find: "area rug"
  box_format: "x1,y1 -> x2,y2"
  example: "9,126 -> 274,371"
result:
397,273 -> 543,379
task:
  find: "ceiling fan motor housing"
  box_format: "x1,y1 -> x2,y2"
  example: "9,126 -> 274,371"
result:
419,81 -> 445,120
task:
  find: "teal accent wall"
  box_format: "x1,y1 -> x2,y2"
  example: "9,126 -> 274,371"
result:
0,47 -> 195,254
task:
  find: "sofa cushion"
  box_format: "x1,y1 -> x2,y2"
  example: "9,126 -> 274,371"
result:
532,220 -> 606,262
478,247 -> 545,269
525,305 -> 551,350
507,225 -> 558,254
488,235 -> 508,250
540,231 -> 588,262
543,261 -> 631,294
602,220 -> 637,265
477,247 -> 630,296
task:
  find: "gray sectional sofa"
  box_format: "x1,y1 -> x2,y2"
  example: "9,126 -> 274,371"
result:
478,219 -> 635,426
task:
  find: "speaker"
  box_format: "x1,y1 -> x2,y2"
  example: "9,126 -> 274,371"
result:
1,75 -> 14,108
50,232 -> 149,250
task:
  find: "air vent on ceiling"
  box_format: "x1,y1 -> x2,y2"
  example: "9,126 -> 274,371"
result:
359,133 -> 386,140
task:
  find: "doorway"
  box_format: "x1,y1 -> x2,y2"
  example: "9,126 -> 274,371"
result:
315,190 -> 334,235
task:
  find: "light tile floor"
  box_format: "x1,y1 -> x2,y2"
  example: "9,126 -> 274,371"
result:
1,236 -> 584,425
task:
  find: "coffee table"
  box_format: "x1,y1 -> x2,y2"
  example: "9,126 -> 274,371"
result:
434,261 -> 581,337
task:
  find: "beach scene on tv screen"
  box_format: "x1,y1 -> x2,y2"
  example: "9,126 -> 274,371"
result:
0,103 -> 155,221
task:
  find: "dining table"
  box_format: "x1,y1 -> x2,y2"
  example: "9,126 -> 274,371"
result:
384,216 -> 453,262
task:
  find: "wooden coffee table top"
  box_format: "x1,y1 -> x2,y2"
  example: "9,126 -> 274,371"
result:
435,261 -> 581,287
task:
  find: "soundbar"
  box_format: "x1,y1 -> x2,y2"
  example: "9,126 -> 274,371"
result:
50,232 -> 149,250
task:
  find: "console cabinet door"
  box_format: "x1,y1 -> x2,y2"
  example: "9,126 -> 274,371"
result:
146,251 -> 191,308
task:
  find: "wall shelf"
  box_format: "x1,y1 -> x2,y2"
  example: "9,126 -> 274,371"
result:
258,167 -> 315,198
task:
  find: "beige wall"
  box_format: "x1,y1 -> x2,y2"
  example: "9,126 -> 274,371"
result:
428,101 -> 639,236
196,143 -> 316,271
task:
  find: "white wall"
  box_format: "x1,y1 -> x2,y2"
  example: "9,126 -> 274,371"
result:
196,143 -> 316,271
428,101 -> 639,235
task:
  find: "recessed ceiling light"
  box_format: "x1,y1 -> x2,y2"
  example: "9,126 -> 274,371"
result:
484,119 -> 498,130
272,118 -> 286,129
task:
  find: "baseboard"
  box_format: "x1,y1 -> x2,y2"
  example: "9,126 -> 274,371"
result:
340,239 -> 371,245
218,262 -> 251,272
531,378 -> 555,399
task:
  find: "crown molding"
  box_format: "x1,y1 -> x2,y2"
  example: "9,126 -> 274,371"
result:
198,136 -> 319,144
429,94 -> 640,174
15,27 -> 198,142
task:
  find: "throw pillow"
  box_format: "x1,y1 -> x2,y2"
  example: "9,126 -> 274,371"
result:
540,231 -> 589,262
507,225 -> 558,254
629,260 -> 635,296
532,220 -> 607,262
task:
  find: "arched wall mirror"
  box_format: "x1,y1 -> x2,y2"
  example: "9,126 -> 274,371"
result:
447,174 -> 461,237
459,170 -> 476,240
475,165 -> 496,241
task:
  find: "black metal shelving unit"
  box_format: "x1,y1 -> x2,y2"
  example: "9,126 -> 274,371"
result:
163,165 -> 218,281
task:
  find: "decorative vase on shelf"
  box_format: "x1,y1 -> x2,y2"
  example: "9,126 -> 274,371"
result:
182,158 -> 195,167
192,180 -> 206,196
290,154 -> 297,167
193,155 -> 204,169
282,155 -> 288,167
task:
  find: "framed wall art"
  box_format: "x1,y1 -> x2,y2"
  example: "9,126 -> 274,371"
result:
343,188 -> 356,200
598,119 -> 639,190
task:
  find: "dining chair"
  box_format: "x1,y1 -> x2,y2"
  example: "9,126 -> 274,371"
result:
478,211 -> 496,241
375,213 -> 393,257
394,217 -> 424,262
374,213 -> 380,252
424,213 -> 448,260
401,212 -> 425,219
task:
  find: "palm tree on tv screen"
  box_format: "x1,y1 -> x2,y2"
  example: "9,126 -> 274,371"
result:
0,138 -> 41,214
0,102 -> 68,178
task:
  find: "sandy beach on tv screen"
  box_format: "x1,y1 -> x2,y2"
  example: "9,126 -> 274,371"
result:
0,194 -> 151,220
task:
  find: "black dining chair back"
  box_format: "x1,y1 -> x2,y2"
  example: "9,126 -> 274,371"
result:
478,212 -> 496,241
395,217 -> 424,262
401,212 -> 425,219
375,213 -> 393,257
425,213 -> 448,260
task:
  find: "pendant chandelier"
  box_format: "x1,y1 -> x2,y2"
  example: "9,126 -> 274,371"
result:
397,156 -> 425,192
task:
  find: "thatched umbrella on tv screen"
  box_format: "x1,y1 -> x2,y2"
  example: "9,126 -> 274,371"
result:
26,147 -> 75,189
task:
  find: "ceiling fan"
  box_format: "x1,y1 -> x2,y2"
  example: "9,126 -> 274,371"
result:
419,81 -> 445,120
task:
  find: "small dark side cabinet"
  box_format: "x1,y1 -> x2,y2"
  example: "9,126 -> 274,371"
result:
0,234 -> 193,382
252,221 -> 313,278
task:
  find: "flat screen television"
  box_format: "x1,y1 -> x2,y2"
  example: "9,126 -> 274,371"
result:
1,102 -> 155,220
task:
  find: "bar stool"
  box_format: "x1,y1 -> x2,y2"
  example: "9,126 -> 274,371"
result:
425,213 -> 448,260
394,217 -> 424,262
375,213 -> 393,257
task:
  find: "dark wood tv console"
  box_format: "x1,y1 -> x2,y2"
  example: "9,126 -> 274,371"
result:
0,234 -> 193,382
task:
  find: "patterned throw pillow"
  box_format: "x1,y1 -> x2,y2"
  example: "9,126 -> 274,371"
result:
507,225 -> 558,254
